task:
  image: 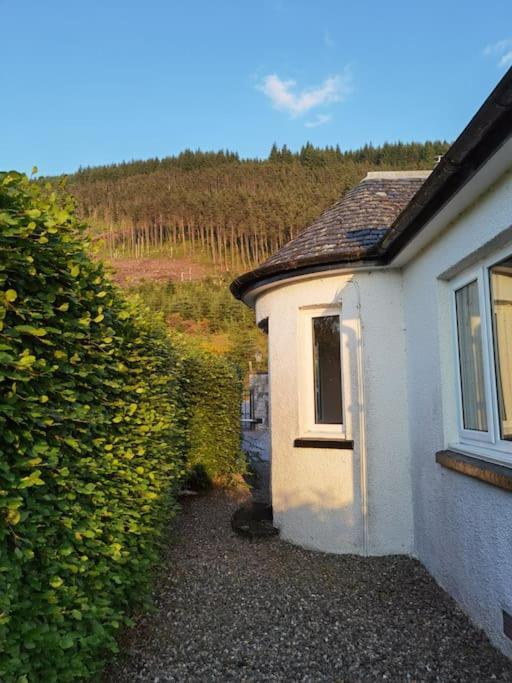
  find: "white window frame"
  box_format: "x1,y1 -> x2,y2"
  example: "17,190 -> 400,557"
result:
450,246 -> 512,465
298,305 -> 345,438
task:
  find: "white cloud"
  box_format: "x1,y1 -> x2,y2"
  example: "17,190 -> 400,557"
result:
483,39 -> 512,67
257,69 -> 351,118
483,39 -> 511,55
499,51 -> 512,68
304,114 -> 332,128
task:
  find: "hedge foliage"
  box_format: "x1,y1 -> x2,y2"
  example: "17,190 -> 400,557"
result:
0,172 -> 242,681
179,340 -> 244,482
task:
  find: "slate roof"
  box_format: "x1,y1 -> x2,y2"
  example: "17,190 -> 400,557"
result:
263,172 -> 429,269
231,171 -> 429,297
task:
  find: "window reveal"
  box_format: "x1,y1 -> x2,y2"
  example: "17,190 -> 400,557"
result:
312,315 -> 343,425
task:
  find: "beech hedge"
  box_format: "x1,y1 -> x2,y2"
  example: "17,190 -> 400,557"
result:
0,172 -> 242,681
179,341 -> 244,482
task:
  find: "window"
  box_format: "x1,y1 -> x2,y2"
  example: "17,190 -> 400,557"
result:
489,257 -> 512,441
452,251 -> 512,463
455,281 -> 488,431
312,315 -> 343,424
299,306 -> 344,436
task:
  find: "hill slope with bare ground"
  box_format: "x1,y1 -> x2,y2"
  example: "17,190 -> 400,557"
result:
69,142 -> 449,373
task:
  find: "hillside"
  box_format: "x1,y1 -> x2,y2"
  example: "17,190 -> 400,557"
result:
64,141 -> 449,273
59,141 -> 449,374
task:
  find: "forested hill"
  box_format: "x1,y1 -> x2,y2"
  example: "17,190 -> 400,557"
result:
64,141 -> 449,273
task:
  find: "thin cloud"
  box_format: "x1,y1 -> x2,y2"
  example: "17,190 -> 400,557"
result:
483,39 -> 512,67
304,114 -> 332,128
257,69 -> 351,118
499,51 -> 512,68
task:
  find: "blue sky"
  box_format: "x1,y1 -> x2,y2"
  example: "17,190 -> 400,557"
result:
3,0 -> 512,175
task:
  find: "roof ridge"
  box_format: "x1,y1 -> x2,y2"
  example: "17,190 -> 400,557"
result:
362,170 -> 432,181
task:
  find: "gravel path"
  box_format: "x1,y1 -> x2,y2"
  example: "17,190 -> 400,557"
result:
106,489 -> 512,682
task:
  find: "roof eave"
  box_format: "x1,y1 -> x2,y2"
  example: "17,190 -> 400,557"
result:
230,252 -> 381,303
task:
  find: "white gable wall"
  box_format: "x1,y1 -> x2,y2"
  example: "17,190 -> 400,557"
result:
255,269 -> 413,556
403,169 -> 512,656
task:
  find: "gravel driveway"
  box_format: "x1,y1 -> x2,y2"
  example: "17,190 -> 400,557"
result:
106,489 -> 512,682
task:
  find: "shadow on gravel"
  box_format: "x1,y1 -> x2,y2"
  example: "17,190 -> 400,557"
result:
105,489 -> 512,683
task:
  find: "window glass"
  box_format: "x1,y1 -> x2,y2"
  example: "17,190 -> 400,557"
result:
455,281 -> 488,431
312,315 -> 342,424
490,258 -> 512,440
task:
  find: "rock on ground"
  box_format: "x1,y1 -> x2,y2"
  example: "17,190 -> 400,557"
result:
105,488 -> 512,682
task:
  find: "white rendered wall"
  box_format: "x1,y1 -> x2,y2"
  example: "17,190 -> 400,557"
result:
255,270 -> 413,556
403,169 -> 512,656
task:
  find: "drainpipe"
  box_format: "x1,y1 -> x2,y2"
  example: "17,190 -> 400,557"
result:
344,279 -> 369,556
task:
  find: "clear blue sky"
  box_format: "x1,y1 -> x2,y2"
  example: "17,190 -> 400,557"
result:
3,0 -> 512,175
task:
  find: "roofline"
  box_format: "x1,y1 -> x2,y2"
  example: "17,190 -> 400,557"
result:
237,258 -> 382,306
378,68 -> 512,263
231,68 -> 512,302
229,250 -> 382,301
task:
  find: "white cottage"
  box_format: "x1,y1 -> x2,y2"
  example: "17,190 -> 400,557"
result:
231,68 -> 512,656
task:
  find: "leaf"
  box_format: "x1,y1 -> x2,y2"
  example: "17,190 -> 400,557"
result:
19,470 -> 45,489
16,354 -> 36,368
15,325 -> 47,337
50,576 -> 63,589
60,635 -> 74,649
6,509 -> 21,525
69,264 -> 80,277
5,289 -> 17,302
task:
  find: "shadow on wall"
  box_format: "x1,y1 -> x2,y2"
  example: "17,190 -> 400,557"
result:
275,486 -> 362,554
270,278 -> 371,555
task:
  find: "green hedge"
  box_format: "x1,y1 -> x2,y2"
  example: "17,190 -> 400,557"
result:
0,172 -> 242,681
179,340 -> 244,482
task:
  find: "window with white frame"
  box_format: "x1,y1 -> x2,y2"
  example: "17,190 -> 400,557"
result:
299,306 -> 344,435
452,251 -> 512,462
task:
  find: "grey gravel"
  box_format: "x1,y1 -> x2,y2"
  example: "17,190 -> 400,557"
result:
105,489 -> 512,682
